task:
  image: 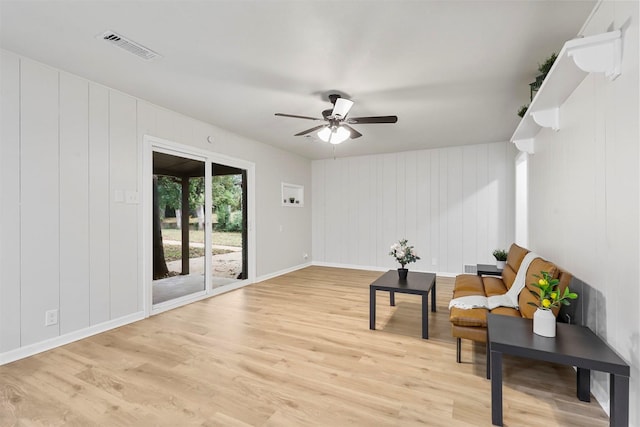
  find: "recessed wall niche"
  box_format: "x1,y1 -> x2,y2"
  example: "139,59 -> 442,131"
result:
282,182 -> 303,207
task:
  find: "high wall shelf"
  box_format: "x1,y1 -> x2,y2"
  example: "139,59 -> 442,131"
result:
511,30 -> 622,154
282,182 -> 304,207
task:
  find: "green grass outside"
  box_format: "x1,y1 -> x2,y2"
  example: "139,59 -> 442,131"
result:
161,229 -> 242,247
162,244 -> 233,262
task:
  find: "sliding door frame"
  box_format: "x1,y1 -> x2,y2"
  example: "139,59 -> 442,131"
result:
142,135 -> 256,317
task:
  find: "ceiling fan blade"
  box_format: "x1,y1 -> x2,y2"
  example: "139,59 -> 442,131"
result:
275,113 -> 323,121
332,98 -> 354,118
347,115 -> 398,124
294,124 -> 327,136
342,124 -> 362,139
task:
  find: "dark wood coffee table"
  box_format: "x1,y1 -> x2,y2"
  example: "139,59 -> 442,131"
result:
369,270 -> 436,339
487,313 -> 629,426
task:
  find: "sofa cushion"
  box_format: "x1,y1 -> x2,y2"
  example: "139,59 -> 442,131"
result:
490,307 -> 522,318
506,243 -> 529,272
449,307 -> 487,327
483,276 -> 509,297
452,274 -> 484,296
501,264 -> 517,289
451,325 -> 489,343
518,258 -> 559,319
450,305 -> 521,328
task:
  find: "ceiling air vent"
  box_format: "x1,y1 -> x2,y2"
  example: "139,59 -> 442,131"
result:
98,30 -> 161,61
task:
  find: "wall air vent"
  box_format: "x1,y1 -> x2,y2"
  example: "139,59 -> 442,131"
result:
464,264 -> 477,274
98,30 -> 161,61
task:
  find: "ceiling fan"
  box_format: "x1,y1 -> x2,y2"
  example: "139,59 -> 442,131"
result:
275,94 -> 398,145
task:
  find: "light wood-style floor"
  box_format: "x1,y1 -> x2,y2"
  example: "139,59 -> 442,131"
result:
1,266 -> 609,426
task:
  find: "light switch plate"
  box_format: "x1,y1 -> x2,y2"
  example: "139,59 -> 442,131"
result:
125,190 -> 139,204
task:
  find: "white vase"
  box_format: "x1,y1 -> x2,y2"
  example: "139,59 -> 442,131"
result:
496,260 -> 506,269
533,308 -> 556,337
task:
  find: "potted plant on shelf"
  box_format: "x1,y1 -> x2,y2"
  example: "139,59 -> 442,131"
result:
527,271 -> 578,337
538,52 -> 558,77
528,52 -> 558,101
517,104 -> 529,118
389,238 -> 420,280
492,249 -> 508,269
289,197 -> 296,204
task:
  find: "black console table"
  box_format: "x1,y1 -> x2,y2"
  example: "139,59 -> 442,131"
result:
487,314 -> 629,426
477,264 -> 503,276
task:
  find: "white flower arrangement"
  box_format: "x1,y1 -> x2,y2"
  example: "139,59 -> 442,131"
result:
389,238 -> 420,268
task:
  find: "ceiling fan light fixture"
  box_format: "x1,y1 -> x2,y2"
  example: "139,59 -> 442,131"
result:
317,127 -> 332,142
275,94 -> 397,144
318,126 -> 350,145
333,126 -> 351,144
332,98 -> 354,118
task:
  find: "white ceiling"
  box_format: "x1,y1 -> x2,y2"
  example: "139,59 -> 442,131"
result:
0,0 -> 596,160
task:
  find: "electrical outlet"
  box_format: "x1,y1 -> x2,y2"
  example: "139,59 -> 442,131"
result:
432,258 -> 438,265
45,309 -> 58,326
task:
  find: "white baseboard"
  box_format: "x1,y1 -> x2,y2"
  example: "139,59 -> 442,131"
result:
311,261 -> 458,277
312,261 -> 388,272
0,263 -> 313,366
255,262 -> 312,283
0,311 -> 145,366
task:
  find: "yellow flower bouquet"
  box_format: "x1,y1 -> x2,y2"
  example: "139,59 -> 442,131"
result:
527,271 -> 577,310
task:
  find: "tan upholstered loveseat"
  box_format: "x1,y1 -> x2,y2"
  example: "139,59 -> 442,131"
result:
449,243 -> 572,362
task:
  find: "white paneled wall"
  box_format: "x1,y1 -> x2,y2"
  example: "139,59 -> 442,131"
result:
312,142 -> 516,274
1,50 -> 312,361
0,55 -> 141,351
59,73 -> 90,335
527,0 -> 639,421
108,93 -> 139,319
1,52 -> 21,351
88,84 -> 111,325
20,59 -> 61,346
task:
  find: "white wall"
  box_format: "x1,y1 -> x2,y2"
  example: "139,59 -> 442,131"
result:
0,50 -> 312,360
527,1 -> 639,423
312,142 -> 517,274
514,152 -> 529,248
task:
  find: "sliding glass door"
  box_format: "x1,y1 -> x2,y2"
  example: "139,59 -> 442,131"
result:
146,139 -> 253,311
210,163 -> 247,288
152,151 -> 206,305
